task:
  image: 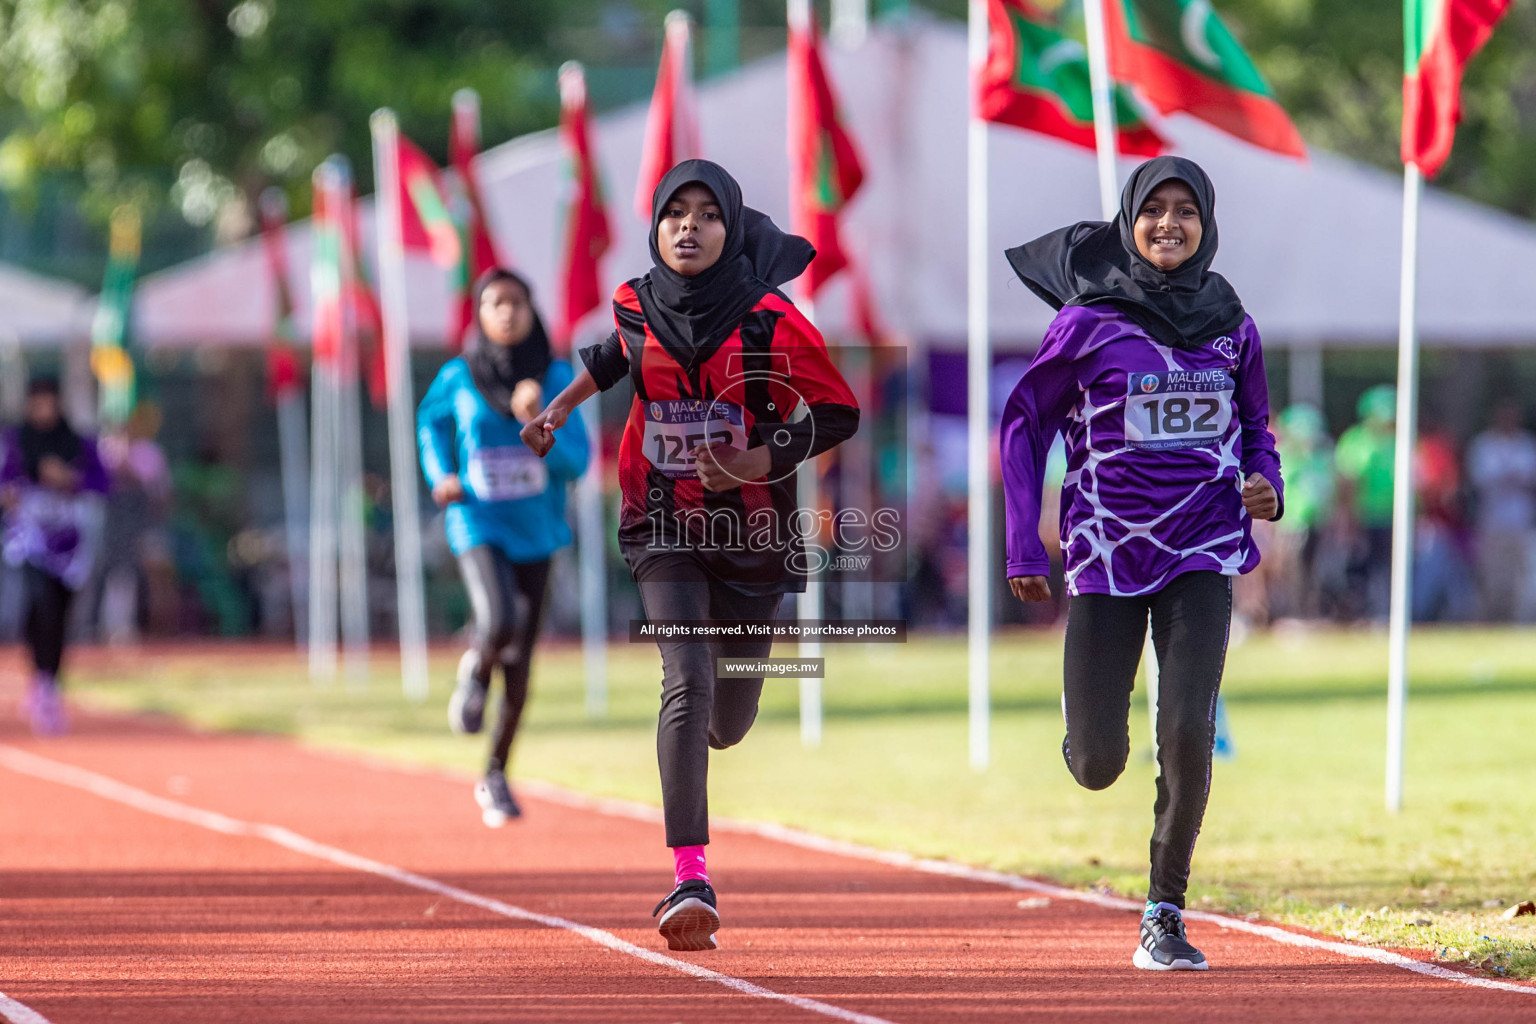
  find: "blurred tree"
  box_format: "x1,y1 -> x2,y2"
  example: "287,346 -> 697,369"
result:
1,0 -> 1532,236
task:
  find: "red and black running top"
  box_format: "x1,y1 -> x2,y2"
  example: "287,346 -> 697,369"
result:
581,280 -> 859,594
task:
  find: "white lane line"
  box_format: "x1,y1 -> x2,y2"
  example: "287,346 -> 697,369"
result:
509,779 -> 1536,999
0,992 -> 54,1024
0,745 -> 897,1024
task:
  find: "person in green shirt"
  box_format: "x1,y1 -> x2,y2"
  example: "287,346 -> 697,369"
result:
1266,403 -> 1335,619
1334,385 -> 1396,620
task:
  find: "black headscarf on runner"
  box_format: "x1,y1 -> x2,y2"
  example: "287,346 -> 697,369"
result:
1003,156 -> 1245,351
465,267 -> 552,417
18,377 -> 81,482
637,159 -> 815,359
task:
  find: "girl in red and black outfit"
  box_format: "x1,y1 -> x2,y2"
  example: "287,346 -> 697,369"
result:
522,160 -> 857,951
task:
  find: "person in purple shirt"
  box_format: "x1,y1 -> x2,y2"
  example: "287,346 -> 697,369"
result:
1,378 -> 109,735
1000,157 -> 1283,972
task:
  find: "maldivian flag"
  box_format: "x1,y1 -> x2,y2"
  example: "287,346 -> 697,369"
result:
1404,0 -> 1512,177
91,205 -> 140,426
1105,0 -> 1306,159
788,2 -> 865,300
556,62 -> 612,350
395,132 -> 463,269
337,178 -> 387,407
634,10 -> 702,221
978,0 -> 1167,157
259,188 -> 303,400
310,167 -> 346,372
447,89 -> 506,349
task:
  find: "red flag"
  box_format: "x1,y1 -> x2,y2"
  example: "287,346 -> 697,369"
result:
310,165 -> 348,373
557,62 -> 612,351
787,1 -> 866,300
395,132 -> 463,268
339,187 -> 387,407
258,188 -> 302,400
1403,0 -> 1512,177
447,89 -> 507,348
847,249 -> 891,349
1104,0 -> 1306,159
635,10 -> 702,220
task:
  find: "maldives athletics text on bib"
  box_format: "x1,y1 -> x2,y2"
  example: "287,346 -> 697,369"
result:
1123,369 -> 1234,450
643,398 -> 748,478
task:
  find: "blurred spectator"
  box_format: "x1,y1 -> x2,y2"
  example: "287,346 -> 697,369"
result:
1466,398 -> 1536,621
1264,404 -> 1335,621
1412,425 -> 1476,621
1,378 -> 109,735
1334,385 -> 1397,621
96,401 -> 173,641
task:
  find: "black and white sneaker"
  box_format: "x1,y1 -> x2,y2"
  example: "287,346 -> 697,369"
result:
474,771 -> 521,827
1133,904 -> 1209,971
448,651 -> 488,735
651,880 -> 720,952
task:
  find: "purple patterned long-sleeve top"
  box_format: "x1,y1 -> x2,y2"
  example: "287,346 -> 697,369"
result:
1000,305 -> 1284,598
1,427 -> 110,589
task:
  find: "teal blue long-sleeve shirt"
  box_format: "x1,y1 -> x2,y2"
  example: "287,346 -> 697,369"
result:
417,357 -> 589,561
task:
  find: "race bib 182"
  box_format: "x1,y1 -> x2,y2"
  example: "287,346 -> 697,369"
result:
1123,369 -> 1234,450
643,399 -> 747,477
466,446 -> 549,501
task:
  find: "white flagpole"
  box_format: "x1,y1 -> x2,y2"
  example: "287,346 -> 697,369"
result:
369,109 -> 432,703
788,0 -> 823,750
307,329 -> 338,683
1386,163 -> 1423,814
966,0 -> 991,772
578,406 -> 608,718
797,303 -> 824,750
261,188 -> 312,650
1081,0 -> 1120,221
320,159 -> 372,689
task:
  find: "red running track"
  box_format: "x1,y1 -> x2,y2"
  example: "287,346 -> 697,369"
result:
1,675 -> 1533,1023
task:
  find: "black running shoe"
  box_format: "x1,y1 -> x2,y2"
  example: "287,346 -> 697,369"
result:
474,771 -> 521,827
448,651 -> 489,735
1134,904 -> 1209,971
651,880 -> 720,952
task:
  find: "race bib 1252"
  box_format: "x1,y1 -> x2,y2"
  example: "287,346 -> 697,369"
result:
643,399 -> 747,477
1123,369 -> 1234,450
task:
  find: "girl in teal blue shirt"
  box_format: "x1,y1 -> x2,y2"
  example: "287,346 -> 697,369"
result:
417,268 -> 589,826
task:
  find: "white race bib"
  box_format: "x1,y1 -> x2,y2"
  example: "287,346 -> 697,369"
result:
642,399 -> 747,478
1124,370 -> 1234,450
466,446 -> 549,501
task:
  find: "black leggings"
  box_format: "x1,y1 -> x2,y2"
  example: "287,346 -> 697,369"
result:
456,547 -> 550,773
24,565 -> 75,679
1062,570 -> 1232,908
634,555 -> 781,847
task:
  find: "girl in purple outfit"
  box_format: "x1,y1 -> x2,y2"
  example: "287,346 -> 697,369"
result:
1,378 -> 109,735
1000,157 -> 1283,972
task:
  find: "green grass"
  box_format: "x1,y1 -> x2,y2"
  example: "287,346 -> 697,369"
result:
69,627 -> 1536,979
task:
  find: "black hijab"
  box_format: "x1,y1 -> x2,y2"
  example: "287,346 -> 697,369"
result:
18,378 -> 81,482
465,268 -> 552,416
1004,156 -> 1245,351
636,159 -> 814,362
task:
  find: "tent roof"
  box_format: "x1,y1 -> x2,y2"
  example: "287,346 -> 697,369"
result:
133,15 -> 1536,351
0,262 -> 91,346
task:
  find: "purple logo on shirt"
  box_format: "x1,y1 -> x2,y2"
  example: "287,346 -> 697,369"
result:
1212,336 -> 1237,361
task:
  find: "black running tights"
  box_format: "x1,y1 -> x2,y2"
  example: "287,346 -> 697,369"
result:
635,555 -> 781,848
24,565 -> 74,679
1061,570 -> 1232,909
456,547 -> 550,773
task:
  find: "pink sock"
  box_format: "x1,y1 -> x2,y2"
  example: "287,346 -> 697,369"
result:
671,845 -> 709,886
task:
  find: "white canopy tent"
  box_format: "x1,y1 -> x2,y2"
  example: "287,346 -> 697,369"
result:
0,262 -> 91,347
134,15 -> 1536,353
